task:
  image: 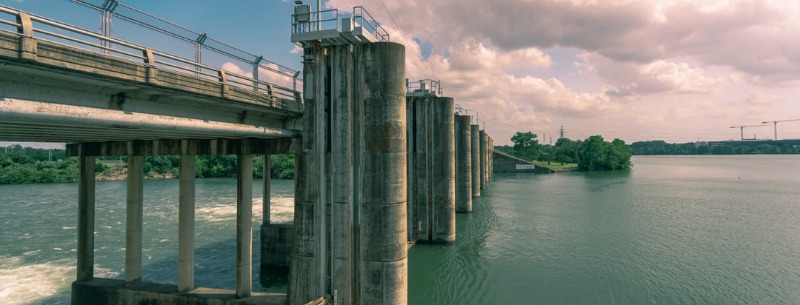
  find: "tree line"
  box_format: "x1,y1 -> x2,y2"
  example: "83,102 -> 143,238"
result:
0,145 -> 295,184
503,131 -> 632,171
628,140 -> 800,155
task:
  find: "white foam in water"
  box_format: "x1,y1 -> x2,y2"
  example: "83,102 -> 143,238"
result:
0,256 -> 73,305
196,195 -> 294,224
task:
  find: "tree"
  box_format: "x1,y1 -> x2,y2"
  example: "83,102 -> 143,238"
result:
511,131 -> 538,152
577,135 -> 632,171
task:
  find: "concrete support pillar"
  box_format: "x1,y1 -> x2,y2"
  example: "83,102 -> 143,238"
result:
236,154 -> 253,298
289,46 -> 324,305
406,96 -> 432,242
263,155 -> 271,224
454,115 -> 472,213
479,130 -> 487,190
77,155 -> 95,282
178,153 -> 196,292
125,154 -> 144,284
470,124 -> 481,198
432,97 -> 455,243
360,42 -> 407,305
488,137 -> 493,181
331,44 -> 355,305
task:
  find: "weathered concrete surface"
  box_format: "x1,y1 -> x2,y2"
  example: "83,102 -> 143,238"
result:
406,95 -> 433,242
261,223 -> 294,268
432,97 -> 456,243
454,115 -> 472,213
330,44 -> 356,305
359,41 -> 407,305
479,129 -> 487,190
470,124 -> 481,198
72,279 -> 287,305
288,46 -> 321,305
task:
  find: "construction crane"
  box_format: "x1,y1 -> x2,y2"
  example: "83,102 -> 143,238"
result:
762,119 -> 800,140
730,124 -> 768,140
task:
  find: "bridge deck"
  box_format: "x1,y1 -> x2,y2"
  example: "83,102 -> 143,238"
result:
0,30 -> 303,143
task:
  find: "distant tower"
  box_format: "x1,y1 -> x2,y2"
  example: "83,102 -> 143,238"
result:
559,126 -> 564,139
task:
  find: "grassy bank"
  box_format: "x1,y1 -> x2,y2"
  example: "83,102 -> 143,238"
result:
532,160 -> 578,172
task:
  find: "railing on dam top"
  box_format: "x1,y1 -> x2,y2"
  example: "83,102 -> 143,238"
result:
291,5 -> 389,46
0,2 -> 302,108
407,79 -> 444,96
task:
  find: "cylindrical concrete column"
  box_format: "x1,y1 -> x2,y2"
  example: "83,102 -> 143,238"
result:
125,154 -> 143,284
432,97 -> 455,243
479,130 -> 487,190
236,154 -> 253,298
77,155 -> 95,281
470,124 -> 480,198
406,96 -> 432,242
178,153 -> 196,292
360,41 -> 407,305
454,114 -> 472,213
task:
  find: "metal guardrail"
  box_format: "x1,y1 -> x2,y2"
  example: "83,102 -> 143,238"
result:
0,3 -> 302,106
291,5 -> 389,45
352,6 -> 389,42
292,8 -> 340,34
407,79 -> 443,96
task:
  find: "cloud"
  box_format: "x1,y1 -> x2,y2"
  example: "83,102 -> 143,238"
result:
320,0 -> 800,143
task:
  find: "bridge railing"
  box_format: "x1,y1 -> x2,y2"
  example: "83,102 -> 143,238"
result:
0,3 -> 303,110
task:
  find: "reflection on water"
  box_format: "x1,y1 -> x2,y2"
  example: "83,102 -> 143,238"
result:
409,155 -> 800,305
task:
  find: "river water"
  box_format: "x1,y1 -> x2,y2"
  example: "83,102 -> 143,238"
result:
2,156 -> 800,304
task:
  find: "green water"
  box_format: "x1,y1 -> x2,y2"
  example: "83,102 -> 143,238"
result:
2,156 -> 799,304
408,155 -> 800,305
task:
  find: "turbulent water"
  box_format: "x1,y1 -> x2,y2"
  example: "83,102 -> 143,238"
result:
0,178 -> 295,305
2,156 -> 800,305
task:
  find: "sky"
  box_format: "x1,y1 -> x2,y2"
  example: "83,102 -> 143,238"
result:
3,0 -> 800,146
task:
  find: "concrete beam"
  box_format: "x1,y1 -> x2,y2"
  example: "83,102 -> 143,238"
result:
66,138 -> 299,157
0,98 -> 300,143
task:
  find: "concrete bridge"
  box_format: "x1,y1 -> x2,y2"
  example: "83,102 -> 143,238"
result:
0,2 -> 495,305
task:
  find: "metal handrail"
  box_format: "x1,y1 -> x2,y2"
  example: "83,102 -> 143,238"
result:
0,3 -> 302,106
407,79 -> 443,96
292,8 -> 340,34
353,6 -> 389,42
